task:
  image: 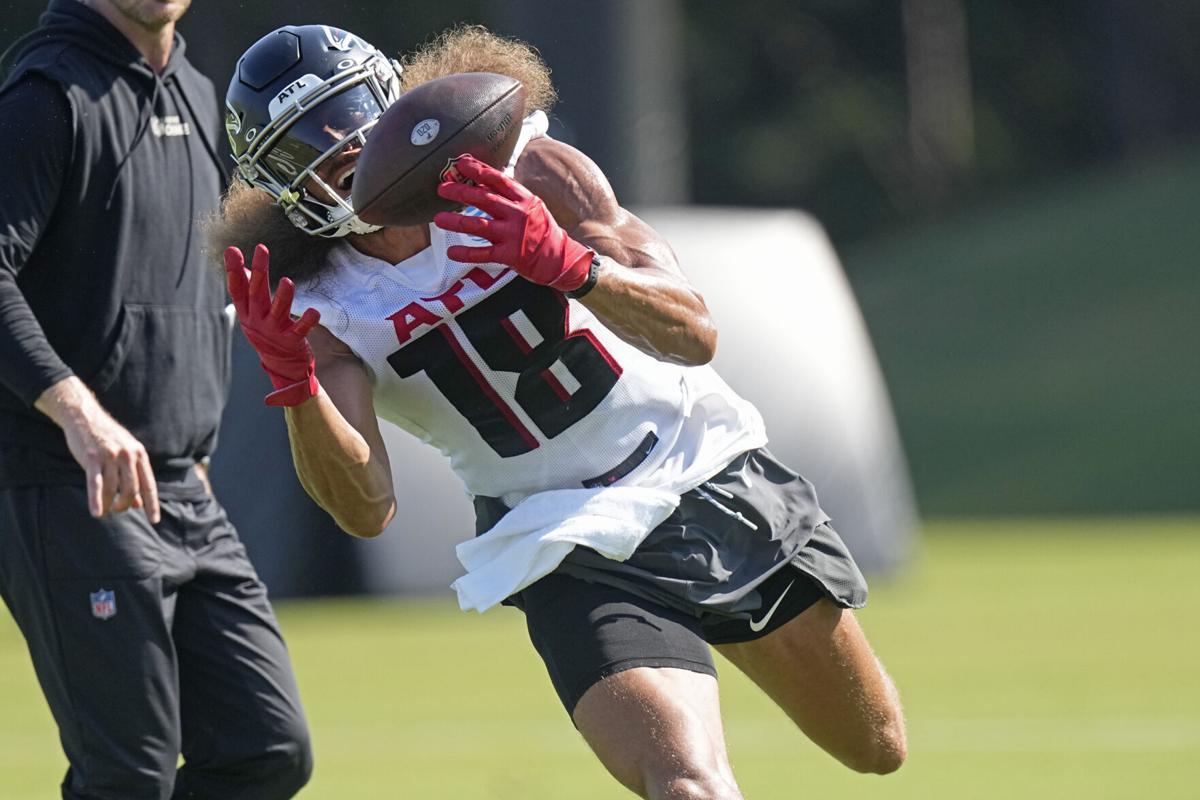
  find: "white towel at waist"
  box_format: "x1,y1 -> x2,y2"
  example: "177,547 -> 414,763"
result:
451,485 -> 680,613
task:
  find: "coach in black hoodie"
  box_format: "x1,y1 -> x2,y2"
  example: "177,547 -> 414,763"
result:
0,2 -> 311,797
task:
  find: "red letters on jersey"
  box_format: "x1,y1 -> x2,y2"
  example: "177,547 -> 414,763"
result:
387,267 -> 511,343
386,277 -> 623,458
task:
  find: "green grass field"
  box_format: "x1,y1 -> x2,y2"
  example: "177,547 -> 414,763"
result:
844,148 -> 1200,515
3,518 -> 1198,798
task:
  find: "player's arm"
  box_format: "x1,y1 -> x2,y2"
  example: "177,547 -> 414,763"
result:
284,327 -> 396,538
224,245 -> 396,538
520,138 -> 717,365
434,147 -> 717,366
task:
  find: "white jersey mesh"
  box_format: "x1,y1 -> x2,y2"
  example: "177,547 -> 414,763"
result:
293,119 -> 766,505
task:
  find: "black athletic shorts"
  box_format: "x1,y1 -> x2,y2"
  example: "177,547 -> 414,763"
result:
477,448 -> 869,715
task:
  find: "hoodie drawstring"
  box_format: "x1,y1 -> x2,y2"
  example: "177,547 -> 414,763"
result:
104,71 -> 161,210
174,81 -> 230,183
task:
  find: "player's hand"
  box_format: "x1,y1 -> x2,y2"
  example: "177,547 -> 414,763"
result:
433,155 -> 594,291
224,244 -> 322,407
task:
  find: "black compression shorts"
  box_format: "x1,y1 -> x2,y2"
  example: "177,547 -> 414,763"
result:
488,449 -> 869,715
515,559 -> 829,714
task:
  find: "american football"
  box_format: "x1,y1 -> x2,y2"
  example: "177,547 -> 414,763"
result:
352,71 -> 526,227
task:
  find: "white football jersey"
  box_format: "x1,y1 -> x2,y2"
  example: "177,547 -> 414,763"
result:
294,118 -> 766,506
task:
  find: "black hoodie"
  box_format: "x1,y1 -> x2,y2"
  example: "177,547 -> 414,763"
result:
0,0 -> 229,484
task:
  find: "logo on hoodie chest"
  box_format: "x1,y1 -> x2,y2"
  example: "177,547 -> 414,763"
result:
150,115 -> 191,137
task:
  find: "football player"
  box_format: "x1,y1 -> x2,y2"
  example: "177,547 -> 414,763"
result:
216,24 -> 906,798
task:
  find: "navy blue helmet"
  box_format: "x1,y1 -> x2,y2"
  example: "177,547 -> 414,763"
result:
225,25 -> 403,237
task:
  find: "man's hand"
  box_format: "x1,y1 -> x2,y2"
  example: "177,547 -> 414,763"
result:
35,377 -> 160,523
433,155 -> 594,291
224,244 -> 322,407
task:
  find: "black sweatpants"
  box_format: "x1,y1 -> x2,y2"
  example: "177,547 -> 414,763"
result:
0,479 -> 312,800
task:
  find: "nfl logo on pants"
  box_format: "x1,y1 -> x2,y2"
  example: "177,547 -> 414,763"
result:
90,589 -> 116,621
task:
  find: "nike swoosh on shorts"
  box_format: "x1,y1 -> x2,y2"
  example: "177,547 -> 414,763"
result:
748,579 -> 795,632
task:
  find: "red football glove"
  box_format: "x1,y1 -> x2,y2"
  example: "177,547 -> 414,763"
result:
433,155 -> 594,292
224,244 -> 321,407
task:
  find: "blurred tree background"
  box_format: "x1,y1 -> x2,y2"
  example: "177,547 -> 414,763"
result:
685,0 -> 1200,240
677,0 -> 1200,515
2,0 -> 1196,517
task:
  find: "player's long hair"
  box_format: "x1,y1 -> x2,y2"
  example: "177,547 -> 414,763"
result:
402,25 -> 556,113
205,25 -> 556,286
206,180 -> 338,287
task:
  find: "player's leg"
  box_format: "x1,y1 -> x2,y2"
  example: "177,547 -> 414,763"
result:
0,484 -> 184,799
572,666 -> 741,800
671,450 -> 906,774
169,493 -> 312,800
715,594 -> 906,774
519,574 -> 741,800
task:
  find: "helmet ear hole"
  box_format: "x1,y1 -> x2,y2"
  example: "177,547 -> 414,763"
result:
224,24 -> 398,237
